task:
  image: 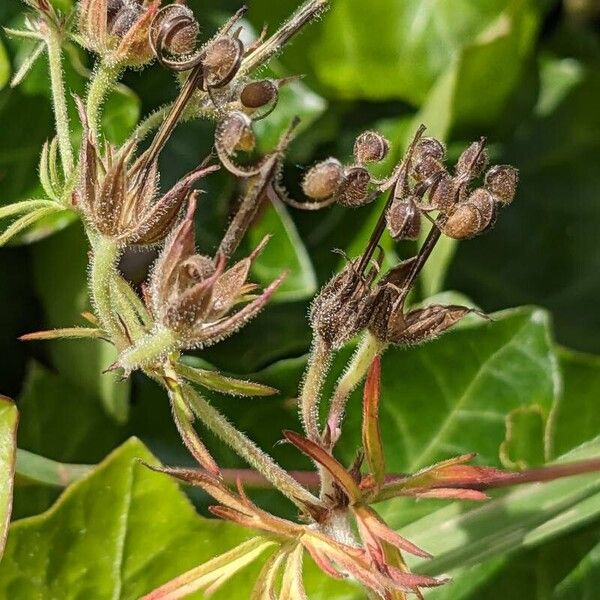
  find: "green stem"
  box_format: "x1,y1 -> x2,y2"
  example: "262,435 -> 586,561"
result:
86,61 -> 122,143
299,337 -> 332,442
118,327 -> 179,373
46,30 -> 74,178
182,383 -> 323,512
325,333 -> 386,448
90,238 -> 126,347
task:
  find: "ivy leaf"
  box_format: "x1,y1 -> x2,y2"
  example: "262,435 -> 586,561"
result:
0,395 -> 17,557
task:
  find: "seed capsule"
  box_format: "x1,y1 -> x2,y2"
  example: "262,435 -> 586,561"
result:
203,36 -> 243,88
456,141 -> 489,179
386,197 -> 421,240
240,80 -> 278,109
485,165 -> 519,204
216,111 -> 256,156
336,167 -> 372,208
442,188 -> 496,239
428,173 -> 457,214
109,4 -> 142,37
302,158 -> 344,200
411,155 -> 446,184
353,131 -> 389,164
414,137 -> 445,161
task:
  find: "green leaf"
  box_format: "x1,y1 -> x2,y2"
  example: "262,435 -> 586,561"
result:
249,197 -> 317,302
0,437 -> 356,599
31,224 -> 130,423
337,307 -> 558,474
308,0 -> 543,106
0,396 -> 17,556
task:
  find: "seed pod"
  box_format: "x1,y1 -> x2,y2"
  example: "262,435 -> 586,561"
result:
386,197 -> 421,241
428,173 -> 457,214
456,141 -> 489,179
353,131 -> 389,164
414,137 -> 445,161
442,188 -> 496,239
302,158 -> 344,200
485,165 -> 519,204
216,111 -> 256,155
203,36 -> 244,88
109,4 -> 142,37
336,167 -> 372,208
411,155 -> 446,184
240,80 -> 278,109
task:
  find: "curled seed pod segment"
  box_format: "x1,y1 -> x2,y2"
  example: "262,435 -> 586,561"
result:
214,111 -> 271,177
386,196 -> 422,241
201,35 -> 245,90
442,188 -> 496,239
302,158 -> 344,201
150,4 -> 204,71
485,164 -> 519,204
455,139 -> 489,182
414,137 -> 446,162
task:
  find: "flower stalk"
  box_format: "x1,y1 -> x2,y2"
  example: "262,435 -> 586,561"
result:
85,61 -> 123,143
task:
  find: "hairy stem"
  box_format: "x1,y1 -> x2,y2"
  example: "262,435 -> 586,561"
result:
46,29 -> 74,178
325,333 -> 386,447
86,61 -> 122,143
117,327 -> 179,372
182,383 -> 323,511
299,337 -> 332,442
89,238 -> 127,347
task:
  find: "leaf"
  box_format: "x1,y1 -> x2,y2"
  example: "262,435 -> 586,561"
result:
0,395 -> 17,556
248,197 -> 317,302
31,223 -> 130,423
0,438 -> 267,599
304,0 -> 545,106
337,307 -> 558,475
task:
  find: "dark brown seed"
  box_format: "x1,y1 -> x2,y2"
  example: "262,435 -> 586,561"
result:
456,141 -> 489,179
415,137 -> 445,161
302,158 -> 344,200
336,167 -> 372,207
353,131 -> 389,164
110,5 -> 142,37
485,165 -> 519,204
386,198 -> 421,240
411,155 -> 446,183
240,80 -> 278,109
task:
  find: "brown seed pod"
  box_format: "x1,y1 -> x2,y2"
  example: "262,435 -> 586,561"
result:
442,188 -> 496,239
428,173 -> 457,214
216,111 -> 256,156
485,165 -> 519,204
150,4 -> 200,63
414,137 -> 446,162
109,4 -> 142,37
386,197 -> 421,241
240,80 -> 278,109
336,167 -> 372,208
411,155 -> 446,184
353,131 -> 389,164
456,140 -> 489,180
302,158 -> 344,200
202,36 -> 244,88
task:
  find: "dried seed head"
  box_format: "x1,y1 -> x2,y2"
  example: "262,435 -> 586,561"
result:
386,197 -> 421,241
302,158 -> 344,200
428,173 -> 457,214
353,131 -> 389,164
240,80 -> 278,109
336,167 -> 372,208
203,36 -> 244,88
310,262 -> 374,349
415,137 -> 446,161
109,4 -> 142,37
411,155 -> 446,183
216,111 -> 256,155
456,141 -> 489,180
485,165 -> 519,204
442,188 -> 496,239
